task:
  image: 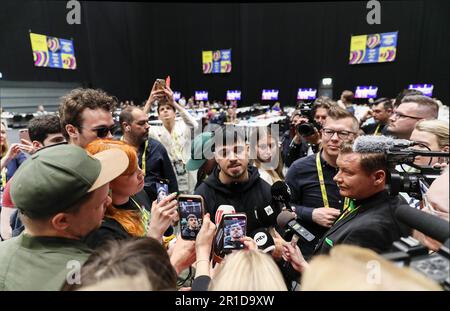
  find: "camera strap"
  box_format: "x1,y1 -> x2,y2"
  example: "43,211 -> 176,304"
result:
316,152 -> 350,210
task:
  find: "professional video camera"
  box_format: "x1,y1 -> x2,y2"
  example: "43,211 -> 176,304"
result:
383,205 -> 450,290
385,140 -> 450,200
295,102 -> 322,137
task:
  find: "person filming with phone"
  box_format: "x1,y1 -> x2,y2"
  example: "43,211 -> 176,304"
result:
182,214 -> 200,239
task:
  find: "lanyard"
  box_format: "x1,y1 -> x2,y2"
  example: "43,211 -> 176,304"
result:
130,196 -> 150,235
141,140 -> 148,176
373,123 -> 381,136
316,152 -> 350,210
120,136 -> 148,176
336,201 -> 359,223
1,167 -> 7,188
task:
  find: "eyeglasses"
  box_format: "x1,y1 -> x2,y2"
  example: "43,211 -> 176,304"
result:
391,111 -> 423,120
80,124 -> 118,138
322,128 -> 355,140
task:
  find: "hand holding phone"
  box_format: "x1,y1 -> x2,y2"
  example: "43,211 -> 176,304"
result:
19,129 -> 31,142
222,213 -> 247,250
178,194 -> 205,240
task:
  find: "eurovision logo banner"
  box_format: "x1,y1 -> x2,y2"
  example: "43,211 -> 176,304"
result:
30,32 -> 77,70
202,49 -> 231,74
349,31 -> 398,65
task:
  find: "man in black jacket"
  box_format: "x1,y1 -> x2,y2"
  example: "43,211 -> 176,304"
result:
119,106 -> 178,201
314,136 -> 411,255
195,126 -> 272,233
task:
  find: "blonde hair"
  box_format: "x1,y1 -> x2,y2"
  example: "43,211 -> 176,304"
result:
79,274 -> 152,291
85,139 -> 144,237
301,245 -> 442,291
209,250 -> 287,291
414,119 -> 449,149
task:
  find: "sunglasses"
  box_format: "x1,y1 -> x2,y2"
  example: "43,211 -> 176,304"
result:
81,124 -> 119,138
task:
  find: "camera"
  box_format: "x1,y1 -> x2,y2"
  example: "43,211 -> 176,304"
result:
294,102 -> 322,137
385,143 -> 450,200
383,236 -> 449,290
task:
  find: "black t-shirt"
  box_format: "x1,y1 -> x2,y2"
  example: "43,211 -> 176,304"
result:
83,197 -> 143,249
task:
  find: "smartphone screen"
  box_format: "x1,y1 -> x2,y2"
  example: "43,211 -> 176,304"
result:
19,129 -> 31,142
156,180 -> 168,203
179,196 -> 204,240
223,214 -> 247,250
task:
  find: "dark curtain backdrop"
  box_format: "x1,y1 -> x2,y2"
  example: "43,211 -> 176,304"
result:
0,0 -> 448,105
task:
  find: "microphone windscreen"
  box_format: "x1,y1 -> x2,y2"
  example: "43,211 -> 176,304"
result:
352,135 -> 394,153
277,210 -> 296,229
250,228 -> 275,253
395,204 -> 450,244
215,205 -> 236,225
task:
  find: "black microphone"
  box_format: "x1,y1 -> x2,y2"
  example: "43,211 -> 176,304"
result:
254,204 -> 280,227
250,228 -> 275,253
395,205 -> 449,244
277,211 -> 315,243
271,181 -> 293,211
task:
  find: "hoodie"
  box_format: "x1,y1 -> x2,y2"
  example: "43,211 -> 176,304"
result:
195,165 -> 272,233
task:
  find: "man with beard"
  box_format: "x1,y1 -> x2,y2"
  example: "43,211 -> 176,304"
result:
119,106 -> 178,202
194,126 -> 271,233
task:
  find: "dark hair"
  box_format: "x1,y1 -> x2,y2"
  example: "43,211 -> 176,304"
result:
340,142 -> 387,175
394,89 -> 423,108
157,99 -> 175,114
27,115 -> 62,143
59,88 -> 116,139
400,95 -> 439,119
61,237 -> 177,291
214,125 -> 246,149
119,106 -> 140,131
372,98 -> 393,110
341,90 -> 354,103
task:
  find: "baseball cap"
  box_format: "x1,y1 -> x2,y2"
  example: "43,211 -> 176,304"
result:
186,132 -> 215,171
11,144 -> 129,217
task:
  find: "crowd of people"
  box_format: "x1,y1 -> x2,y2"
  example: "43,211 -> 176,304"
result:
0,82 -> 448,291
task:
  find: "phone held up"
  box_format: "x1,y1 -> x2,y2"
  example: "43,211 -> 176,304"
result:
222,213 -> 247,250
178,194 -> 205,240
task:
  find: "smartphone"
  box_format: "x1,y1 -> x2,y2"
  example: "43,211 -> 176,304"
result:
19,129 -> 31,142
222,213 -> 247,250
156,179 -> 169,203
178,194 -> 205,240
155,78 -> 166,90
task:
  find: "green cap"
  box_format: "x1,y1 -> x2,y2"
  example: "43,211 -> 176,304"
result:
186,132 -> 215,171
11,144 -> 129,217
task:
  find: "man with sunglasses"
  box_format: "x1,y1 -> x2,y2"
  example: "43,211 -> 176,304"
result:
285,106 -> 359,260
387,95 -> 438,139
59,88 -> 118,148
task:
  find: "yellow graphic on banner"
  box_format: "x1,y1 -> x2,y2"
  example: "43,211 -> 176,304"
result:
30,33 -> 48,52
202,51 -> 212,63
350,35 -> 367,51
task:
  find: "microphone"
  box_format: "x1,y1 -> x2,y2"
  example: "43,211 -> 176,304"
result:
277,211 -> 315,243
254,204 -> 279,227
250,228 -> 275,253
395,205 -> 449,244
215,205 -> 236,225
353,135 -> 417,153
271,181 -> 293,211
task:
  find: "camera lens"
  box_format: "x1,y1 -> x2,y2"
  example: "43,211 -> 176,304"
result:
297,123 -> 316,137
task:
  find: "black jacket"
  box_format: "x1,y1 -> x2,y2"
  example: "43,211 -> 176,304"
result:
195,165 -> 272,233
314,191 -> 411,255
138,138 -> 179,202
